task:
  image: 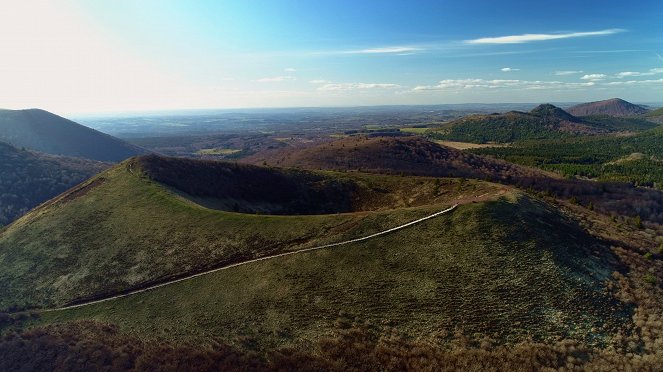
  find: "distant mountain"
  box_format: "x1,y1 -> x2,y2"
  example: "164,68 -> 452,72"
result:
567,98 -> 649,117
428,104 -> 605,143
0,109 -> 147,161
0,140 -> 107,225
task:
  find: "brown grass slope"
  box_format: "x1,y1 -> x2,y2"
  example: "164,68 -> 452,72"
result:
246,136 -> 663,224
0,108 -> 147,162
567,98 -> 649,117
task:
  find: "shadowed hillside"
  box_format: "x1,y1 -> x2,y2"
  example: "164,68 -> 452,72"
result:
0,141 -> 107,225
0,109 -> 147,162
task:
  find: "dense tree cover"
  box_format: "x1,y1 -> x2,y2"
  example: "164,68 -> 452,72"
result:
472,126 -> 663,188
428,112 -> 571,143
428,104 -> 656,144
0,142 -> 107,225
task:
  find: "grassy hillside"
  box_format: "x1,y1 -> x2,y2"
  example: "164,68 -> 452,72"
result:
0,109 -> 147,161
37,195 -> 631,351
0,156 -> 496,311
0,141 -> 107,225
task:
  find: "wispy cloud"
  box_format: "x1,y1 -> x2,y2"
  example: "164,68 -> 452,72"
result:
309,79 -> 330,84
501,67 -> 520,72
554,70 -> 583,76
341,46 -> 424,54
615,68 -> 663,78
580,73 -> 607,81
254,76 -> 296,83
465,28 -> 624,44
658,53 -> 663,62
606,78 -> 663,86
284,67 -> 296,72
413,78 -> 595,91
317,82 -> 401,91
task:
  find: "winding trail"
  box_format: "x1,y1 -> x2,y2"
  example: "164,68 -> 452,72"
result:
44,204 -> 458,312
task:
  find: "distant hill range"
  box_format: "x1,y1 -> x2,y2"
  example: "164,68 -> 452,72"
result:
0,109 -> 147,162
428,103 -> 655,143
0,140 -> 107,225
567,98 -> 649,117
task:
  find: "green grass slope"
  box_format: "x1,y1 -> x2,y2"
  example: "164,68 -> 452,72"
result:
0,156 -> 495,311
0,141 -> 107,225
39,195 -> 630,349
0,109 -> 147,161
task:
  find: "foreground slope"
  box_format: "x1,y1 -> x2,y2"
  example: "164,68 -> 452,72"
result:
567,98 -> 649,117
0,155 -> 496,310
0,141 -> 107,225
0,109 -> 147,161
38,194 -> 630,349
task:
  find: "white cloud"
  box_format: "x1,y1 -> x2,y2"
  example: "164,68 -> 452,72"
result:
607,78 -> 663,86
284,67 -> 296,72
501,67 -> 520,72
254,76 -> 296,83
615,68 -> 663,78
341,46 -> 423,54
317,82 -> 401,91
580,74 -> 607,81
555,70 -> 583,76
465,29 -> 624,44
309,79 -> 330,84
413,78 -> 595,91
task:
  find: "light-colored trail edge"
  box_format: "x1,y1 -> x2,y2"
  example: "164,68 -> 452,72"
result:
43,204 -> 458,312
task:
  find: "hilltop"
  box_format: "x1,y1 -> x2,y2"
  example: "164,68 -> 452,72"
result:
567,98 -> 649,117
0,109 -> 147,162
0,155 -> 497,310
0,141 -> 107,225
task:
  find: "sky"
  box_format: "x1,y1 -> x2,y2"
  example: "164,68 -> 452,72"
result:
1,0 -> 662,114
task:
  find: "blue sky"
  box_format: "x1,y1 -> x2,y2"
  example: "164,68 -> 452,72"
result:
1,0 -> 662,113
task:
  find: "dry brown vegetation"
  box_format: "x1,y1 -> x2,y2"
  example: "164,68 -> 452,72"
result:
246,136 -> 663,224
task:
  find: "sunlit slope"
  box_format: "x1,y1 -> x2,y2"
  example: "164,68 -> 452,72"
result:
41,195 -> 630,349
0,156 -> 493,311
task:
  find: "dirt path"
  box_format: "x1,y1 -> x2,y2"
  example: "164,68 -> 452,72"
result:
43,204 -> 459,312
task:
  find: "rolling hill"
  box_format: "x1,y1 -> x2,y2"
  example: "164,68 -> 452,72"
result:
1,154 -> 661,370
0,141 -> 107,226
428,104 -> 605,143
567,98 -> 649,117
0,109 -> 147,162
246,136 -> 663,224
0,155 -> 498,311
